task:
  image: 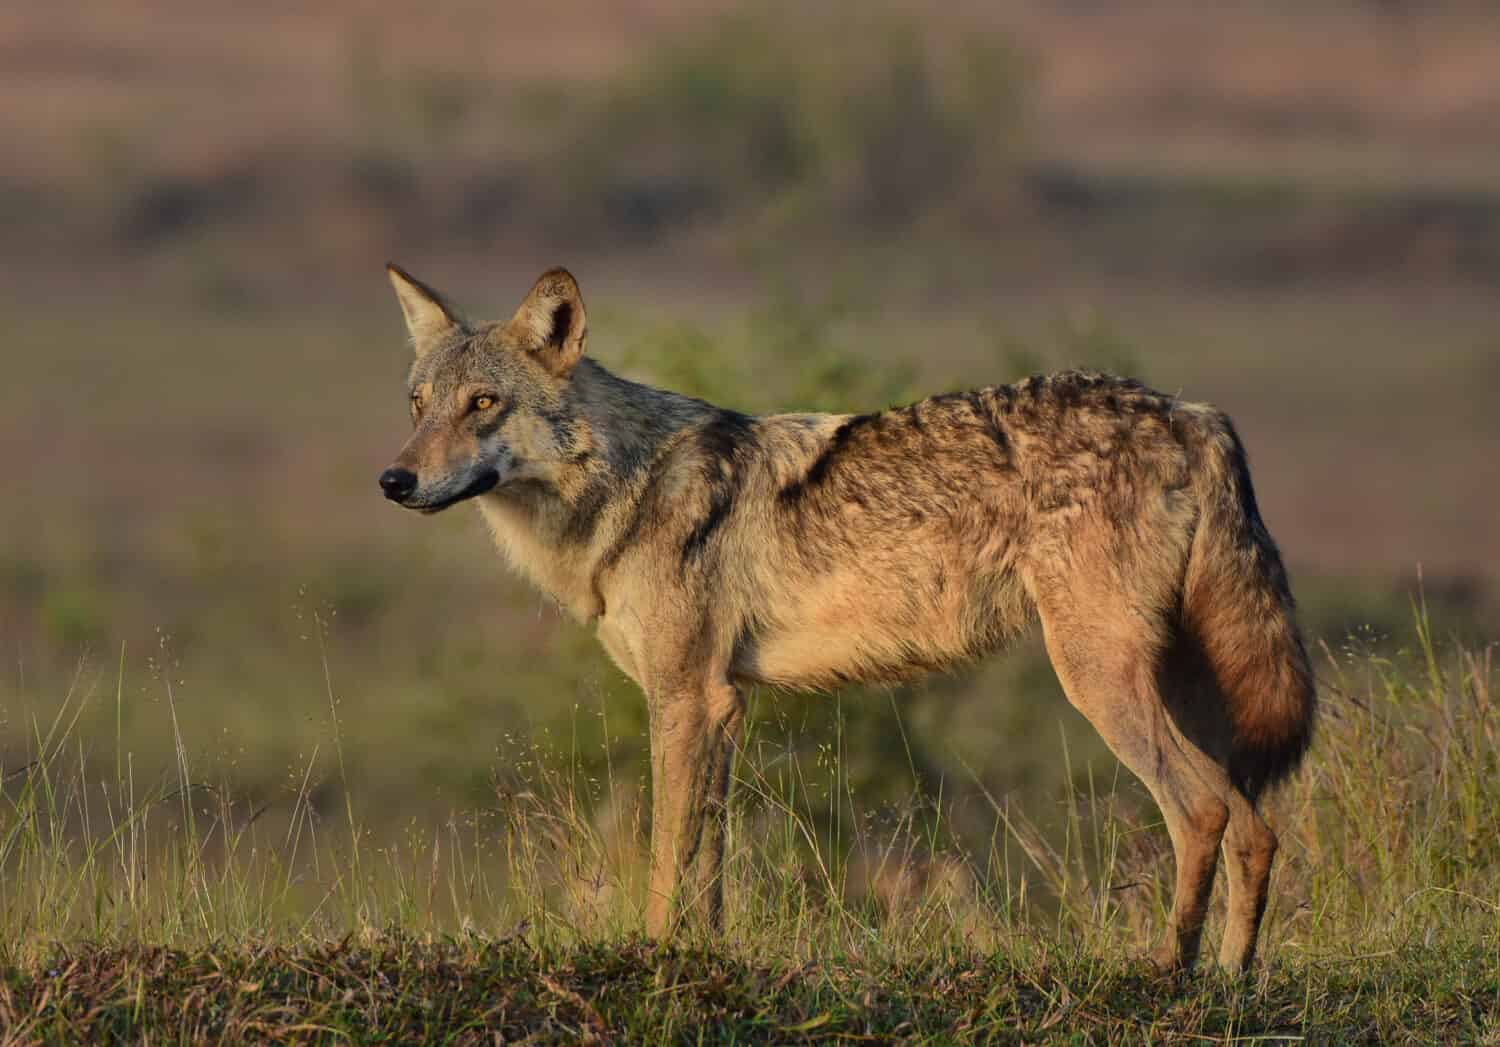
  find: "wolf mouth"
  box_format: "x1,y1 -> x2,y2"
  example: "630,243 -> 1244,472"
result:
411,470 -> 501,514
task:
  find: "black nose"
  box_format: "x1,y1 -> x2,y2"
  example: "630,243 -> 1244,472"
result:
379,467 -> 418,502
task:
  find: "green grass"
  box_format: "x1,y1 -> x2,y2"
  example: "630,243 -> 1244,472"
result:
1,608 -> 1496,1041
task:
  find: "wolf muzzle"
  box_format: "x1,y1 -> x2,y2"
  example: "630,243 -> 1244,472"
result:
378,466 -> 501,512
378,467 -> 418,502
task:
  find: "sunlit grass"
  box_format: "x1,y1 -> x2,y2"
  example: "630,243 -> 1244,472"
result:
2,606 -> 1496,1039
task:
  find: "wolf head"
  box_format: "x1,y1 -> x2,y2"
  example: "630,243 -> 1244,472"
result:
379,266 -> 590,513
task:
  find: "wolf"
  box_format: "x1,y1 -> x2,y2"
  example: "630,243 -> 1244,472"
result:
378,264 -> 1314,972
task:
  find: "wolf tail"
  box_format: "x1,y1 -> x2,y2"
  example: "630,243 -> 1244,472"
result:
1182,411 -> 1316,803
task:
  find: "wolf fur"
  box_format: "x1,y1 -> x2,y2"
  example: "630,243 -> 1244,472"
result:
379,264 -> 1315,972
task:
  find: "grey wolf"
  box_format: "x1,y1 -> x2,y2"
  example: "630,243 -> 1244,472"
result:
377,264 -> 1315,972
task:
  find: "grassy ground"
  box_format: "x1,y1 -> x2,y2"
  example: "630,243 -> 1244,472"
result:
5,938 -> 1495,1043
2,610 -> 1496,1041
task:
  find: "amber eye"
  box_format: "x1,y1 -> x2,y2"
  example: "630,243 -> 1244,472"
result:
473,395 -> 496,411
409,395 -> 423,414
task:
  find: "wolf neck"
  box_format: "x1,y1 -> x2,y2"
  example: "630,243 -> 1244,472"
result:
475,357 -> 717,621
571,358 -> 711,480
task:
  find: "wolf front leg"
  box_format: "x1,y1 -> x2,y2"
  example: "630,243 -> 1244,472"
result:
643,676 -> 745,938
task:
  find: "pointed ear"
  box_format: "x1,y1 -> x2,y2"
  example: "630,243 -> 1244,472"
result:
386,263 -> 466,357
501,267 -> 587,377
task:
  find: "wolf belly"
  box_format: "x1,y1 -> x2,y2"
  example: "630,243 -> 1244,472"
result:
734,560 -> 1033,690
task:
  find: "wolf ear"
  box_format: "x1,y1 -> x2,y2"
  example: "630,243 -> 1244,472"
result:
502,267 -> 587,377
386,263 -> 466,358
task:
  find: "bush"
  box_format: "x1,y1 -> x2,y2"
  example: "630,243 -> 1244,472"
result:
529,8 -> 1028,240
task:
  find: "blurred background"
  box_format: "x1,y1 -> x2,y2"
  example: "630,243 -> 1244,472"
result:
2,1 -> 1497,866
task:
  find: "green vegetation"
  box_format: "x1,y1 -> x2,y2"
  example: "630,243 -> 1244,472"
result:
1,608 -> 1496,1040
522,7 -> 1026,241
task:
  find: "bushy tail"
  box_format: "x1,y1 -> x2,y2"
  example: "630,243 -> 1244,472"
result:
1183,413 -> 1316,802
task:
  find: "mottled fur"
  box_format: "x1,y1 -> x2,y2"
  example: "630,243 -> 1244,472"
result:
379,265 -> 1315,972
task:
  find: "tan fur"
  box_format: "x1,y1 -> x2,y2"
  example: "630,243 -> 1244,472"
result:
379,265 -> 1315,972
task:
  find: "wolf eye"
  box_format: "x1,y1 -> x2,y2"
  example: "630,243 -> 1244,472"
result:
473,395 -> 496,411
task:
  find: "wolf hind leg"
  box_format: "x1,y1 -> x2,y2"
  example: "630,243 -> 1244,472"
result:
1035,596 -> 1231,972
1158,630 -> 1282,973
1216,798 -> 1277,971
